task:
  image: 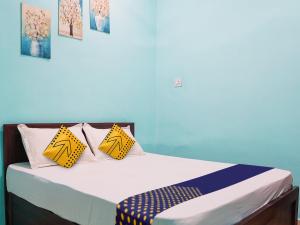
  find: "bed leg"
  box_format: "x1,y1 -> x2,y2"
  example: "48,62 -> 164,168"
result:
6,193 -> 13,225
293,188 -> 299,225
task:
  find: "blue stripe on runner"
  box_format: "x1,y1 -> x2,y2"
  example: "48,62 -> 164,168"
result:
177,164 -> 272,194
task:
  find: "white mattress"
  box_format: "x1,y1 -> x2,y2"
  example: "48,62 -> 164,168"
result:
7,153 -> 292,225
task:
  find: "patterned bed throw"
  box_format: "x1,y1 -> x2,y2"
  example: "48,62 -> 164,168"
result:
115,164 -> 272,225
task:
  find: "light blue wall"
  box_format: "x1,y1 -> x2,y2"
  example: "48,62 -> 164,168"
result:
0,0 -> 156,224
1,0 -> 300,224
155,0 -> 300,215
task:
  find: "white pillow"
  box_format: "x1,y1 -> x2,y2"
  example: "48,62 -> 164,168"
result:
18,123 -> 97,169
83,123 -> 145,160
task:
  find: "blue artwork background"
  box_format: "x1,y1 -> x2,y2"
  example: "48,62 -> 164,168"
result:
90,12 -> 110,34
21,35 -> 51,59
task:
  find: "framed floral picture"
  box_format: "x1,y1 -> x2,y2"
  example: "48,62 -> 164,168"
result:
21,3 -> 51,59
90,0 -> 110,34
59,0 -> 83,40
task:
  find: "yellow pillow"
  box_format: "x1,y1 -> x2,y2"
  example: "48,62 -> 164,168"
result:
43,125 -> 86,168
99,124 -> 135,160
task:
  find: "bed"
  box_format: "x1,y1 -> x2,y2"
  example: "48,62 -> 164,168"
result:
3,123 -> 299,225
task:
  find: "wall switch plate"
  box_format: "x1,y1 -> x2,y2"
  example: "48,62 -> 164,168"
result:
174,79 -> 183,88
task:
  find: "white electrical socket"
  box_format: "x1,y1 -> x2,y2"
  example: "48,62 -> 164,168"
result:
174,79 -> 183,88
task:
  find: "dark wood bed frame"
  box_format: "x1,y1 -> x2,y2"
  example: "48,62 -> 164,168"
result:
3,123 -> 299,225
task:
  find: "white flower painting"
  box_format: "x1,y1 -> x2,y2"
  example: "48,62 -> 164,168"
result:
90,0 -> 110,34
21,4 -> 51,59
59,0 -> 83,39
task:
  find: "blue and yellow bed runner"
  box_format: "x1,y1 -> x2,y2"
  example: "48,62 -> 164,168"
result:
116,164 -> 272,225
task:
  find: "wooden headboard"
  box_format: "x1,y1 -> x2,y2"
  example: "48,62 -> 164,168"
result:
3,122 -> 134,174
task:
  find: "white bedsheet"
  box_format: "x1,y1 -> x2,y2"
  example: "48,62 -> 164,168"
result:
7,153 -> 292,225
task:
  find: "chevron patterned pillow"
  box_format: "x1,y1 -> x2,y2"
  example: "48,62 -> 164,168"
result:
43,125 -> 86,168
98,124 -> 135,160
